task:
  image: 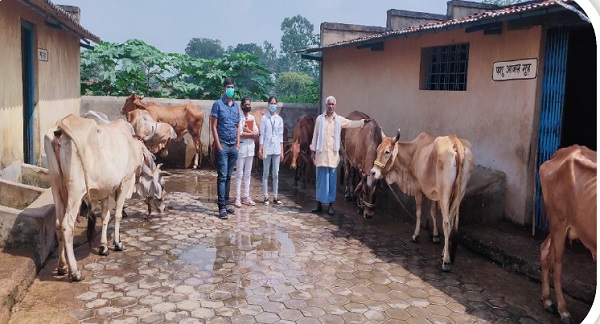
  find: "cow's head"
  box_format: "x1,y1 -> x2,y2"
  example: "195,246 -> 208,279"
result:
371,128 -> 401,180
120,94 -> 145,115
138,149 -> 167,216
352,174 -> 379,219
290,141 -> 300,169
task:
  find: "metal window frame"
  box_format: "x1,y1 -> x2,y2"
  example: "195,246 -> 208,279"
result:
422,43 -> 470,91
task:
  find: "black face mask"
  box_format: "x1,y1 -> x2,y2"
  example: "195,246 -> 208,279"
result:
242,107 -> 251,113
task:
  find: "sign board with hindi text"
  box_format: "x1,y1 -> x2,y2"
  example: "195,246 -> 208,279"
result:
493,58 -> 537,81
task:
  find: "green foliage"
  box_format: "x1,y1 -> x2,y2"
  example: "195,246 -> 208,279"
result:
185,37 -> 224,59
279,15 -> 320,78
275,72 -> 318,103
81,39 -> 273,100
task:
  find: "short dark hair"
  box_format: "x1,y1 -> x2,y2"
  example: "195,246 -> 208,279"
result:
268,96 -> 277,104
240,96 -> 251,106
223,77 -> 235,87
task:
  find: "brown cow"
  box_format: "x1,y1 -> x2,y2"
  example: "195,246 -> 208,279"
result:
121,94 -> 204,169
370,130 -> 474,271
287,115 -> 314,189
539,145 -> 596,324
126,109 -> 177,157
341,111 -> 383,218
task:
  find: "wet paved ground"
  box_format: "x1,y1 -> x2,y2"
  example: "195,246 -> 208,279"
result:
8,168 -> 592,323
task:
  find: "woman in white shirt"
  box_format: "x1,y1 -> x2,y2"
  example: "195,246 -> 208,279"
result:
259,96 -> 284,206
234,97 -> 259,207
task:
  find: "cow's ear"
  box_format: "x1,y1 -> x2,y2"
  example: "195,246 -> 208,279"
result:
392,128 -> 401,144
390,141 -> 399,165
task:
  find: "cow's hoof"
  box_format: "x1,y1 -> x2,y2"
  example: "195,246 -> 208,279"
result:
441,262 -> 452,272
57,267 -> 67,276
99,245 -> 110,256
122,210 -> 128,219
560,314 -> 573,324
411,234 -> 420,243
114,242 -> 125,252
70,272 -> 84,282
544,302 -> 558,314
432,235 -> 441,244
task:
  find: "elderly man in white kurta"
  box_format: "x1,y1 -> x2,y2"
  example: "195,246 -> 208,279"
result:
310,96 -> 369,216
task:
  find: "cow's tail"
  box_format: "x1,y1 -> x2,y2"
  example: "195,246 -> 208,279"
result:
449,135 -> 466,263
58,121 -> 94,209
197,113 -> 204,167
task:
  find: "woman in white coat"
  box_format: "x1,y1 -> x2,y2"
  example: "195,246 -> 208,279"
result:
234,97 -> 259,207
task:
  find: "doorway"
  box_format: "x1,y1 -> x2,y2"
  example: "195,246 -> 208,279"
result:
21,20 -> 35,165
561,27 -> 596,150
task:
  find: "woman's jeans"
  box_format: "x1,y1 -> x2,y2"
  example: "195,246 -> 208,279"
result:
262,154 -> 280,198
216,144 -> 238,208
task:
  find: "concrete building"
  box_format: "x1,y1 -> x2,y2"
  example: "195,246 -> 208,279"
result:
0,0 -> 99,178
302,0 -> 596,228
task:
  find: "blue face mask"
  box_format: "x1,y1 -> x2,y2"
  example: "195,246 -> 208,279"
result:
269,104 -> 277,112
225,88 -> 234,98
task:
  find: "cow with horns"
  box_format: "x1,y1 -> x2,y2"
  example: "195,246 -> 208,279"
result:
370,130 -> 473,271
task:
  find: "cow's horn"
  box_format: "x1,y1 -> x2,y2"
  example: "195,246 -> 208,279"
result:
393,128 -> 401,143
144,125 -> 157,142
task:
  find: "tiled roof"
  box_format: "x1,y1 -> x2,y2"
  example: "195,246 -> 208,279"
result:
22,0 -> 100,43
304,0 -> 580,53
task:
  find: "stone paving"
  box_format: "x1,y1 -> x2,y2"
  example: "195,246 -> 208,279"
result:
8,168 -> 592,323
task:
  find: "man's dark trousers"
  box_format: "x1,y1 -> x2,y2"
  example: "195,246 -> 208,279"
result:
216,144 -> 238,208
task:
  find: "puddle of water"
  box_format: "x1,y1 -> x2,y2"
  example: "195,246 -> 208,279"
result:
178,229 -> 296,280
164,170 -> 216,197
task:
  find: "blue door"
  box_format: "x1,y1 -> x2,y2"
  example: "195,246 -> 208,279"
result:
21,21 -> 35,165
535,28 -> 569,230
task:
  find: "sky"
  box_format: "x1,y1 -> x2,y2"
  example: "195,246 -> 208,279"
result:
57,0 -> 454,54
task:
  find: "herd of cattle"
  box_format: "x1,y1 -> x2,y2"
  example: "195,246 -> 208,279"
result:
42,95 -> 595,323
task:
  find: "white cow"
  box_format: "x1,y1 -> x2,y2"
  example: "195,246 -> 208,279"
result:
44,114 -> 165,281
126,109 -> 177,156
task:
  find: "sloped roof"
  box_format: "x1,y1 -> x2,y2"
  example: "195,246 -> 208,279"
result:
20,0 -> 100,43
303,0 -> 583,53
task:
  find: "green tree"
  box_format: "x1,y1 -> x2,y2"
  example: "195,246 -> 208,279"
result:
185,37 -> 224,59
81,40 -> 273,101
262,41 -> 279,73
275,72 -> 318,103
228,43 -> 263,57
279,15 -> 319,78
81,39 -> 171,97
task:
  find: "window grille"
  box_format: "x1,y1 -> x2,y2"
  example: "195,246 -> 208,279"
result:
421,43 -> 470,91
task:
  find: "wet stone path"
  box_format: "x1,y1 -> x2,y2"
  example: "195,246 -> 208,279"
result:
8,169 -> 590,323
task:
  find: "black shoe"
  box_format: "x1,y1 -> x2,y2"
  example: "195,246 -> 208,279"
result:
273,198 -> 283,205
218,208 -> 229,219
311,202 -> 323,213
226,206 -> 235,214
327,204 -> 335,216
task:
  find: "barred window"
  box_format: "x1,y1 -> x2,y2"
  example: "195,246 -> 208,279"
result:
421,43 -> 469,91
